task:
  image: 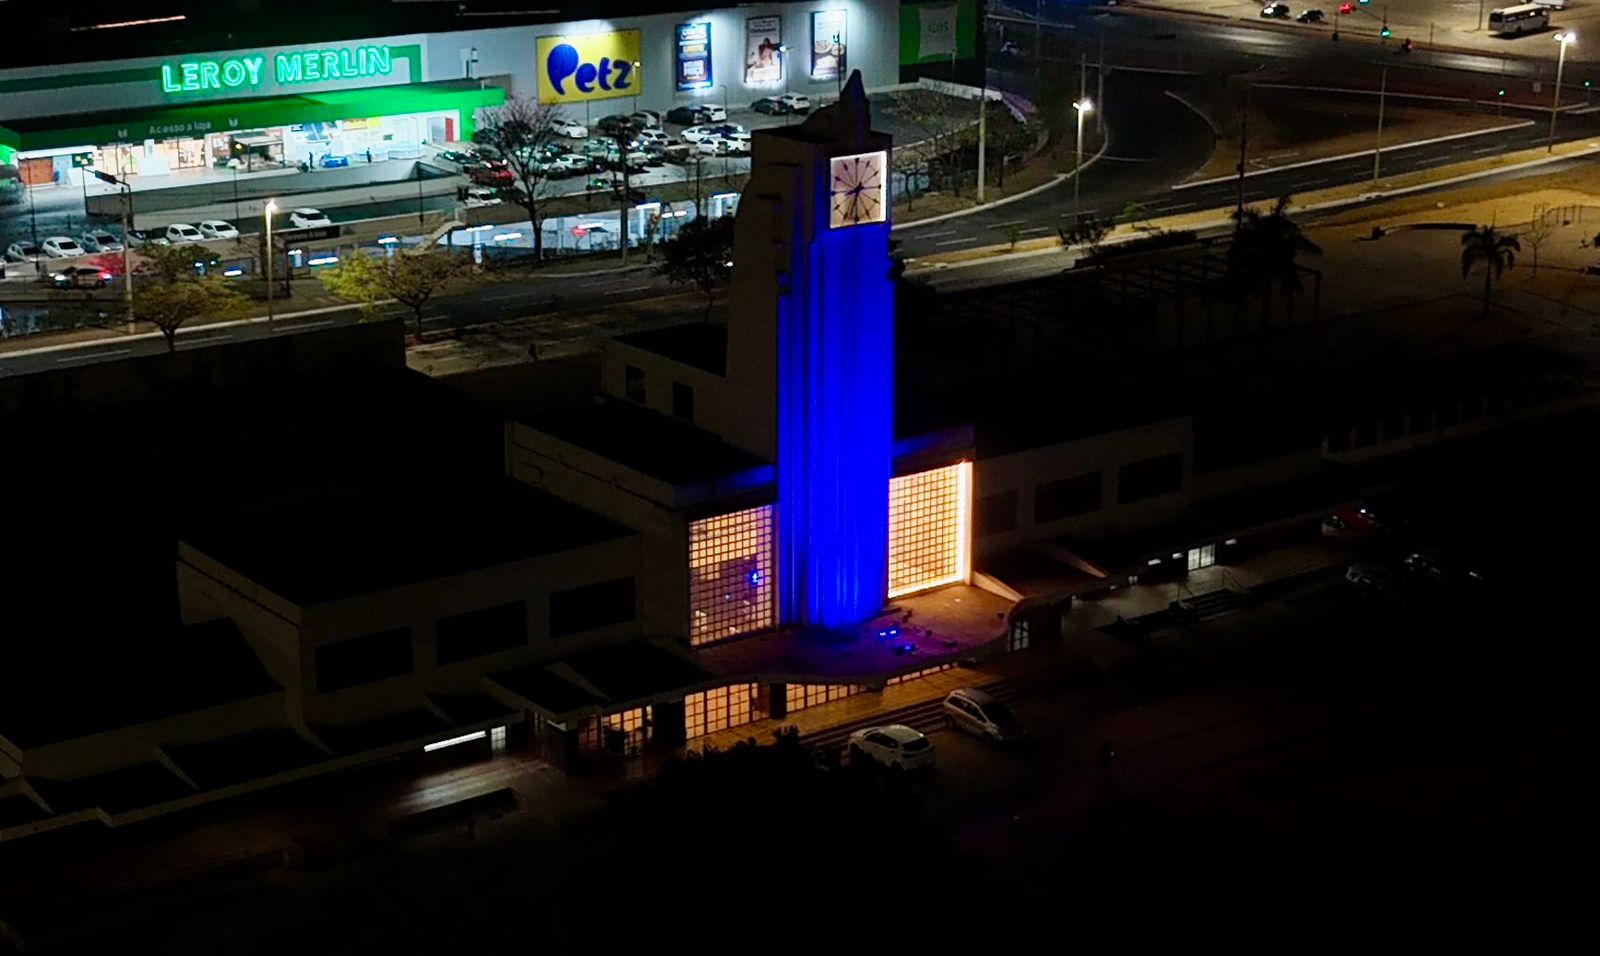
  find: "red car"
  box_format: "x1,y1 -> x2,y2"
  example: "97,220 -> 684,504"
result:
470,161 -> 513,186
1321,505 -> 1384,539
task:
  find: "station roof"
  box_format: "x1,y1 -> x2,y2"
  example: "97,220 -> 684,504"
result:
182,479 -> 634,606
613,324 -> 728,376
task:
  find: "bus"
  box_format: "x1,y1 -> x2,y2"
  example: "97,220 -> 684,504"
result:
1488,4 -> 1551,34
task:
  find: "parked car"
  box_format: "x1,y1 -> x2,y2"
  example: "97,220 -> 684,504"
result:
662,142 -> 696,165
752,96 -> 790,115
198,220 -> 240,240
943,688 -> 1024,744
681,124 -> 720,143
998,40 -> 1023,57
80,229 -> 123,253
438,149 -> 480,166
165,223 -> 203,244
777,93 -> 811,113
596,113 -> 638,135
41,236 -> 87,258
552,119 -> 588,139
1261,2 -> 1291,17
640,147 -> 667,167
847,725 -> 936,771
319,153 -> 350,168
48,265 -> 112,289
634,128 -> 669,148
666,105 -> 706,126
463,186 -> 502,208
1296,8 -> 1325,22
470,161 -> 514,186
697,137 -> 732,156
289,208 -> 333,228
721,132 -> 752,154
124,230 -> 167,248
631,109 -> 663,128
696,104 -> 728,123
1321,506 -> 1383,539
601,151 -> 648,173
1345,563 -> 1400,598
551,154 -> 592,176
1403,551 -> 1485,587
5,241 -> 42,263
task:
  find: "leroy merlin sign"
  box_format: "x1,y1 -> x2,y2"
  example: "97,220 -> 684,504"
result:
160,45 -> 394,94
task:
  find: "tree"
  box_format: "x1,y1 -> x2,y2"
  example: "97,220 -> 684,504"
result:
1122,200 -> 1153,230
138,242 -> 219,284
1229,195 -> 1323,328
983,107 -> 1035,190
655,215 -> 736,320
1522,213 -> 1554,277
895,88 -> 969,195
603,117 -> 645,265
1057,213 -> 1110,256
318,247 -> 468,327
1460,225 -> 1520,320
475,94 -> 564,264
134,275 -> 250,352
892,144 -> 928,211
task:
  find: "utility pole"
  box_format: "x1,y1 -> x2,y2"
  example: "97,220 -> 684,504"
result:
1551,32 -> 1577,153
1097,32 -> 1106,135
264,200 -> 277,322
1236,84 -> 1249,223
1478,0 -> 1486,32
121,184 -> 133,332
1373,66 -> 1388,183
1080,53 -> 1087,110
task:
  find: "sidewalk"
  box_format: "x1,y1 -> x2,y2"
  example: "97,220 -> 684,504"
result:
684,537 -> 1354,756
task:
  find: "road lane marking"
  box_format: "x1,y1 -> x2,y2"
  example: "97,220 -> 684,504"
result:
987,219 -> 1028,229
936,237 -> 978,246
55,348 -> 132,363
604,284 -> 654,295
1019,226 -> 1053,235
178,335 -> 229,347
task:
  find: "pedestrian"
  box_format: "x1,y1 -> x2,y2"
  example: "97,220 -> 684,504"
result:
366,148 -> 373,164
1099,740 -> 1116,782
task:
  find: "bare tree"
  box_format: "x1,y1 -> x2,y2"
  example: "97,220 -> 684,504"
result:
1522,212 -> 1555,276
895,89 -> 969,196
892,144 -> 928,211
603,117 -> 645,265
476,94 -> 564,265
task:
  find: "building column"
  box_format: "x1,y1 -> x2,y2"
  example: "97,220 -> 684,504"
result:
766,683 -> 788,720
540,719 -> 580,773
653,699 -> 687,749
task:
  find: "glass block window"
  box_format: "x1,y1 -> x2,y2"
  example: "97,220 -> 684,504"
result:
579,706 -> 652,757
684,684 -> 762,739
888,462 -> 972,598
689,506 -> 776,645
784,683 -> 867,714
885,663 -> 956,686
1008,619 -> 1031,652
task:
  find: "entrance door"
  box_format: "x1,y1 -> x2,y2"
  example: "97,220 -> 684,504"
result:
1186,544 -> 1216,572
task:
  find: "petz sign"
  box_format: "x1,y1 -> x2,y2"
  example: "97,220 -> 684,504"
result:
535,30 -> 642,105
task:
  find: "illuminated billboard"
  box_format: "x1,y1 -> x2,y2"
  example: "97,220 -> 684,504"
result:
676,22 -> 713,91
535,30 -> 642,105
745,16 -> 783,86
810,10 -> 847,81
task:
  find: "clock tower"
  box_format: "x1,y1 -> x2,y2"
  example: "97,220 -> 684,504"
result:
725,70 -> 894,631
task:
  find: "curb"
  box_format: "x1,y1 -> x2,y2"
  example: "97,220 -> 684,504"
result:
895,133 -> 1112,231
0,301 -> 371,361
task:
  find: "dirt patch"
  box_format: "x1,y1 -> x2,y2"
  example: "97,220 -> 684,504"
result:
1182,85 -> 1521,182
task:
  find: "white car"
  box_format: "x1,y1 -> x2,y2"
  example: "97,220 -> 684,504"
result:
552,154 -> 591,174
681,124 -> 722,143
847,724 -> 936,771
165,223 -> 203,243
552,119 -> 588,139
943,688 -> 1024,744
696,137 -> 732,156
289,208 -> 333,228
80,229 -> 123,253
5,241 -> 43,263
634,128 -> 669,148
464,186 -> 502,208
722,132 -> 752,154
41,236 -> 87,258
198,220 -> 240,240
1345,563 -> 1400,599
777,93 -> 811,113
631,109 -> 663,129
697,104 -> 727,123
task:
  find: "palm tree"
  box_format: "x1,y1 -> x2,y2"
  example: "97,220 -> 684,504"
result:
1228,195 -> 1323,330
1460,225 -> 1520,320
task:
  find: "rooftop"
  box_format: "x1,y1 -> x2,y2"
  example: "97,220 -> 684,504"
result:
695,584 -> 1014,683
181,479 -> 634,606
614,324 -> 728,376
490,640 -> 716,719
523,398 -> 771,487
0,618 -> 281,750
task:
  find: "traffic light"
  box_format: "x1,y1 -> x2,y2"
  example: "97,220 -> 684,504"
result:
1381,26 -> 1391,37
1358,0 -> 1370,5
1497,88 -> 1507,97
1586,79 -> 1593,89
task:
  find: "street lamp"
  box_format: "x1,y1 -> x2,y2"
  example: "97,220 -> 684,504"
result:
264,200 -> 277,321
1551,31 -> 1577,153
1073,98 -> 1093,210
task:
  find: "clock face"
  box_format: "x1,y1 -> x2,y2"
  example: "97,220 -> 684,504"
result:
829,150 -> 887,229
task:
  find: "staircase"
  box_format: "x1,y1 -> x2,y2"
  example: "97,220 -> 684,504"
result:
1176,587 -> 1248,622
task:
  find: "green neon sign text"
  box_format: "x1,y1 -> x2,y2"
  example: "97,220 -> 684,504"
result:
160,45 -> 393,94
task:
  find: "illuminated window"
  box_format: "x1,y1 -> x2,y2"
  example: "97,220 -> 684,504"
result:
689,506 -> 776,645
885,663 -> 956,686
784,683 -> 866,713
579,706 -> 652,757
684,684 -> 763,739
888,462 -> 972,598
1008,619 -> 1031,652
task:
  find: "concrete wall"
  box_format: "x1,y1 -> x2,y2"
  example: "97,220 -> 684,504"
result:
602,339 -> 777,460
973,417 -> 1195,555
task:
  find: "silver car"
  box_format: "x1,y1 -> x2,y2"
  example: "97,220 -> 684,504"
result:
943,688 -> 1024,744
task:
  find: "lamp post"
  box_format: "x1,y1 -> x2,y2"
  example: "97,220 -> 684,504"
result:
1373,66 -> 1388,183
264,199 -> 277,321
1073,98 -> 1093,211
1551,31 -> 1577,153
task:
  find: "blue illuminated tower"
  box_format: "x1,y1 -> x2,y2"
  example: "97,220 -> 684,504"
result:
726,71 -> 893,630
